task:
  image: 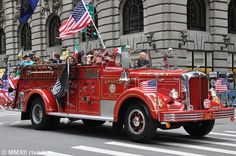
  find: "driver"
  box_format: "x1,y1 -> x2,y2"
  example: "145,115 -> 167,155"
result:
137,52 -> 150,68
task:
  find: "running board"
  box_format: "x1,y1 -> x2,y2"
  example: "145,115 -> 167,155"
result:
48,112 -> 114,122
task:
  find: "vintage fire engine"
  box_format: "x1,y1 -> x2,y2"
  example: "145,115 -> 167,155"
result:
13,52 -> 235,142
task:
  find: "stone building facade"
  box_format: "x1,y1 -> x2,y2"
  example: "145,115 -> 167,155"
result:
0,0 -> 235,72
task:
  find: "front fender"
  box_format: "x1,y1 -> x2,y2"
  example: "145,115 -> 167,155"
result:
23,89 -> 58,113
114,87 -> 159,122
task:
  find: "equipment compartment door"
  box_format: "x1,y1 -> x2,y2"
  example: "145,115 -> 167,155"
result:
78,68 -> 100,115
64,67 -> 78,113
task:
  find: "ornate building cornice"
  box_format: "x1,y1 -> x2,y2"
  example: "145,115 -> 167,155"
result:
41,0 -> 62,16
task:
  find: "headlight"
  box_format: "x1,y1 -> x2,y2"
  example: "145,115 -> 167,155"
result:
203,99 -> 211,109
210,88 -> 217,97
169,89 -> 179,100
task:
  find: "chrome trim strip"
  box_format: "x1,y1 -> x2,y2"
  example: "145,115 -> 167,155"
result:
48,112 -> 114,121
214,110 -> 234,113
213,109 -> 234,118
28,71 -> 54,74
164,113 -> 204,117
214,112 -> 234,115
163,117 -> 203,122
163,109 -> 234,122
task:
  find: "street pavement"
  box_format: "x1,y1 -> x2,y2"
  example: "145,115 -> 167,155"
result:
0,109 -> 235,156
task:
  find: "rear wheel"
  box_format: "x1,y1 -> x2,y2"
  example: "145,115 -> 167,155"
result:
183,120 -> 215,137
30,98 -> 60,130
82,119 -> 105,127
124,103 -> 157,142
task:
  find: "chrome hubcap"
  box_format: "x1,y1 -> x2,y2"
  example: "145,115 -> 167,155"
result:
133,116 -> 141,127
32,104 -> 43,124
128,109 -> 145,135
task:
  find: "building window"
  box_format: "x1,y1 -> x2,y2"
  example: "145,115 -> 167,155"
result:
187,0 -> 206,31
0,29 -> 5,54
0,0 -> 3,11
48,15 -> 61,47
123,0 -> 143,35
0,0 -> 4,16
19,23 -> 31,51
229,0 -> 236,34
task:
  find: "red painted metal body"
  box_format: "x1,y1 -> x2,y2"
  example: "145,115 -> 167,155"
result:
14,63 -> 234,124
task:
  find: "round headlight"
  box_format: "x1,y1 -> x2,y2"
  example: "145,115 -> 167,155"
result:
204,99 -> 211,109
210,88 -> 217,97
169,89 -> 179,100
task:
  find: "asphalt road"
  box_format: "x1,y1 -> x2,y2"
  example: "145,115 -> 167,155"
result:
0,109 -> 235,156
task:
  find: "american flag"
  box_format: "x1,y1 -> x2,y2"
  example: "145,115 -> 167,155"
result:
215,78 -> 228,92
140,79 -> 157,93
59,0 -> 92,38
8,75 -> 20,90
0,89 -> 12,102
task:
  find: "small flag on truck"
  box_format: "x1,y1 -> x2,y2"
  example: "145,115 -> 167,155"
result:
140,79 -> 157,94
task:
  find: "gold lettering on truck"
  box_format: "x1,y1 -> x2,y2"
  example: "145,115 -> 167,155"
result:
104,80 -> 120,85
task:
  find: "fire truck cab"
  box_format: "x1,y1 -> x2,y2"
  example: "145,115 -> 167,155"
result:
13,54 -> 235,142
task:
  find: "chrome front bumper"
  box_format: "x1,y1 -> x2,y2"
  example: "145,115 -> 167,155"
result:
162,108 -> 235,122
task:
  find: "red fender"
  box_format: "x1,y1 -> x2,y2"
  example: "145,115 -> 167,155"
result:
23,89 -> 58,113
114,87 -> 159,122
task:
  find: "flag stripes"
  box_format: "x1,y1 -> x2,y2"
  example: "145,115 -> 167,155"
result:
140,80 -> 157,94
59,0 -> 92,38
215,78 -> 228,92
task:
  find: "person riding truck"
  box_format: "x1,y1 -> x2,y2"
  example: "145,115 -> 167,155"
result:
19,54 -> 35,67
137,52 -> 150,68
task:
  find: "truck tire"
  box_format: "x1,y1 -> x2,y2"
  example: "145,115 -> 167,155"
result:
124,103 -> 157,142
82,119 -> 105,127
30,98 -> 60,130
183,120 -> 215,137
112,121 -> 124,132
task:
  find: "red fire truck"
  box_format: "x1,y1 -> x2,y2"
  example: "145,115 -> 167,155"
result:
12,53 -> 234,142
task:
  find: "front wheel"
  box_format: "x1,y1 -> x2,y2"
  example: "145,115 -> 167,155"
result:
183,120 -> 215,137
30,98 -> 60,130
124,103 -> 157,142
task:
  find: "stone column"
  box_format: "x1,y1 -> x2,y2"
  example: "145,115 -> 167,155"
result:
209,0 -> 228,71
31,0 -> 47,57
95,0 -> 118,48
145,0 -> 188,68
4,0 -> 18,66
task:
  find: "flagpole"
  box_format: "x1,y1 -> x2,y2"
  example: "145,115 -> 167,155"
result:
7,62 -> 10,90
67,59 -> 70,107
81,0 -> 106,49
91,19 -> 106,49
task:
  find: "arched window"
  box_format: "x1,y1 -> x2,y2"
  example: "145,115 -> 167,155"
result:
123,0 -> 143,35
48,15 -> 61,47
19,23 -> 32,51
187,0 -> 206,31
0,0 -> 4,18
229,0 -> 236,34
0,0 -> 3,11
0,29 -> 5,54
